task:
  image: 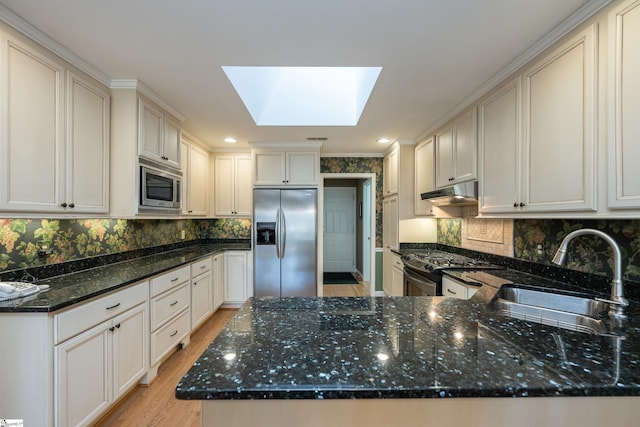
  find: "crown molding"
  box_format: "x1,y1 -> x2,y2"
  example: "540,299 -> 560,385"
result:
110,79 -> 186,122
320,153 -> 384,158
416,0 -> 612,141
0,3 -> 112,87
248,141 -> 324,148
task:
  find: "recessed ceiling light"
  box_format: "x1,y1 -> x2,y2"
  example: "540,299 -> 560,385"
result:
377,138 -> 390,144
224,137 -> 237,143
222,66 -> 382,126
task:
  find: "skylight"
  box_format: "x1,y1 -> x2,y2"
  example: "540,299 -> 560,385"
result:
221,66 -> 382,126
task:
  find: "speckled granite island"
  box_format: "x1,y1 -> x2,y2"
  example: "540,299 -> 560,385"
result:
176,276 -> 640,427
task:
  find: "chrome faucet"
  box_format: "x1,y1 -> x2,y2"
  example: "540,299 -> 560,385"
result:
552,228 -> 628,319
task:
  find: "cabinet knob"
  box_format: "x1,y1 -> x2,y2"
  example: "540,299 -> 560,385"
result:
449,177 -> 454,181
519,202 -> 525,207
68,203 -> 75,208
61,202 -> 67,208
115,323 -> 121,329
513,203 -> 518,208
109,326 -> 115,332
162,155 -> 169,160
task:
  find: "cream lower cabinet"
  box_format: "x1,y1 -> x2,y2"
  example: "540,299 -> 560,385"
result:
191,256 -> 213,330
148,266 -> 191,381
390,252 -> 405,296
214,154 -> 252,217
54,281 -> 149,427
224,251 -> 253,307
0,27 -> 110,215
213,253 -> 224,311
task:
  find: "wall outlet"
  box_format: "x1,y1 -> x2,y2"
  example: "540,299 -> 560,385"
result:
181,230 -> 186,240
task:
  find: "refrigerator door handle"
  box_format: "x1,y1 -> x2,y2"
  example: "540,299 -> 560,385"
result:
281,209 -> 287,258
275,207 -> 282,259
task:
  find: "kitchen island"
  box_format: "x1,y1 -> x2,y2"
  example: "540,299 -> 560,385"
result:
176,285 -> 640,426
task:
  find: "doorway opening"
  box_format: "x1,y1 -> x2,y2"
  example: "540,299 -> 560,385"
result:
319,173 -> 376,297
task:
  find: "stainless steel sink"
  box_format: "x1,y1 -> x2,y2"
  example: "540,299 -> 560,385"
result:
489,286 -> 611,335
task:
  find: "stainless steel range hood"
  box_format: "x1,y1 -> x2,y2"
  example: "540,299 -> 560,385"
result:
420,181 -> 478,206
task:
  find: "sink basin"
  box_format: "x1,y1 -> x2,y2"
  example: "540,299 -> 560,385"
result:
489,286 -> 611,335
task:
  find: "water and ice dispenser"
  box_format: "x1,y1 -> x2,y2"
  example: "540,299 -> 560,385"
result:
256,222 -> 276,245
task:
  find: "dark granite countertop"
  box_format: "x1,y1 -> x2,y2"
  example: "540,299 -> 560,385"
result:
176,286 -> 640,400
0,242 -> 250,313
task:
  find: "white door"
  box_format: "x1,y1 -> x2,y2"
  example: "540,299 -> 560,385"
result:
323,187 -> 356,272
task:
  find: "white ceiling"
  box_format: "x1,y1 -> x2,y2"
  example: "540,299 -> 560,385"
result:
0,0 -> 603,154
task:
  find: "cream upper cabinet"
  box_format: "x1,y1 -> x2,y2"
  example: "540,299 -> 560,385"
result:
479,79 -> 522,213
0,30 -> 109,214
181,138 -> 209,216
414,137 -> 435,216
138,97 -> 181,170
435,108 -> 477,188
253,150 -> 319,186
383,146 -> 398,196
214,154 -> 252,217
480,25 -> 597,214
521,24 -> 597,213
608,0 -> 640,209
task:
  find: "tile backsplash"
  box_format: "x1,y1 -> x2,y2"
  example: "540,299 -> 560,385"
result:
0,218 -> 251,272
437,217 -> 640,283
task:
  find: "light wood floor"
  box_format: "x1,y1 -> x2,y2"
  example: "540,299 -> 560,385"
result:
93,309 -> 236,427
93,283 -> 365,426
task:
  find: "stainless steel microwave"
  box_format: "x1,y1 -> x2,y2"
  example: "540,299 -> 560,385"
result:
139,162 -> 182,212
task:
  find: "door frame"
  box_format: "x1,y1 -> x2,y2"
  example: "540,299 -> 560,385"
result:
318,173 -> 376,296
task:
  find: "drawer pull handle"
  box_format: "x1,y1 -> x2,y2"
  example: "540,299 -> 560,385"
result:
170,301 -> 178,306
171,277 -> 179,282
447,289 -> 457,295
170,330 -> 178,337
106,303 -> 121,310
200,265 -> 206,269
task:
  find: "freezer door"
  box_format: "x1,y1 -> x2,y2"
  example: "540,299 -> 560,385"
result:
253,189 -> 282,297
281,189 -> 317,296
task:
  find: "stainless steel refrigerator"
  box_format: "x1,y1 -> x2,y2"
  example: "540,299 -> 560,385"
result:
253,188 -> 317,297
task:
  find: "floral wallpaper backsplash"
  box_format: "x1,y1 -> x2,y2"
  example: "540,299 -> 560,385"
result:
437,218 -> 640,283
513,219 -> 640,282
0,218 -> 251,272
320,157 -> 383,247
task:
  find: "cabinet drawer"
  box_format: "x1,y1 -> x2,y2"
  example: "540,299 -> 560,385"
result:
150,308 -> 190,365
150,266 -> 190,297
150,282 -> 190,331
55,281 -> 149,344
191,257 -> 212,277
442,279 -> 468,299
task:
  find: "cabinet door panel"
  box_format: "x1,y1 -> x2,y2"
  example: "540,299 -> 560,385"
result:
479,80 -> 520,213
235,155 -> 253,215
1,36 -> 64,211
453,109 -> 477,182
523,26 -> 596,211
164,117 -> 181,169
286,152 -> 318,185
188,144 -> 208,215
214,156 -> 235,216
224,251 -> 248,304
414,138 -> 435,216
609,0 -> 640,208
139,99 -> 164,161
254,152 -> 286,185
191,271 -> 213,329
112,303 -> 148,400
67,71 -> 110,212
435,128 -> 453,188
56,323 -> 110,427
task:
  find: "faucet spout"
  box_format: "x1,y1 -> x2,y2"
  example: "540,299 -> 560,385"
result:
552,228 -> 628,319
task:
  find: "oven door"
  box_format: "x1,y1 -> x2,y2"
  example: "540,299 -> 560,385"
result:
403,268 -> 438,296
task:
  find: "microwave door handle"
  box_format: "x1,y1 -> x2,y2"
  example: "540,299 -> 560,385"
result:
275,208 -> 281,259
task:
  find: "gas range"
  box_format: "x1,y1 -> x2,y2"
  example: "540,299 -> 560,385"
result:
401,250 -> 502,274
